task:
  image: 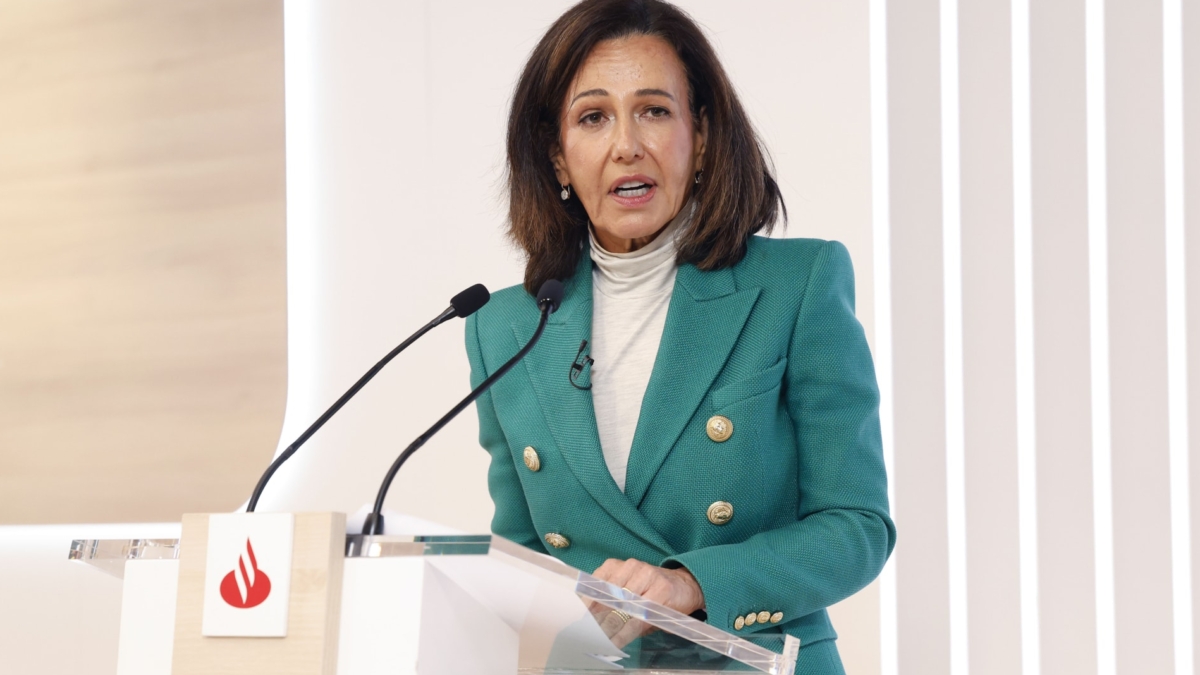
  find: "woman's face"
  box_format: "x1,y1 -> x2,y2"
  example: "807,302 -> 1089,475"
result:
552,35 -> 707,253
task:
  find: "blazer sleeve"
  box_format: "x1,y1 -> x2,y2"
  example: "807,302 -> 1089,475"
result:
465,312 -> 543,551
663,240 -> 896,633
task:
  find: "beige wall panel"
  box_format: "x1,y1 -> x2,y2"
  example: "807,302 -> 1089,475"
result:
0,0 -> 286,523
887,1 -> 951,673
1105,0 -> 1175,671
958,3 -> 1022,674
1029,2 -> 1099,673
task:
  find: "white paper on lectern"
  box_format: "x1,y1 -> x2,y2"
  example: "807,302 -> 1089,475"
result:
201,512 -> 294,637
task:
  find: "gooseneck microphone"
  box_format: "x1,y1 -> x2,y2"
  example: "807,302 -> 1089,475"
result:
245,284 -> 491,512
362,279 -> 564,535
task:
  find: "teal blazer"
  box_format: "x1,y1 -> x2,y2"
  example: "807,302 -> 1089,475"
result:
465,236 -> 895,654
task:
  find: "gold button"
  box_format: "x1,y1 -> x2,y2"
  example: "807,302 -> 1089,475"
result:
770,611 -> 783,624
523,446 -> 541,472
706,501 -> 734,525
544,533 -> 570,549
757,611 -> 771,624
706,415 -> 734,442
745,612 -> 757,626
734,616 -> 745,630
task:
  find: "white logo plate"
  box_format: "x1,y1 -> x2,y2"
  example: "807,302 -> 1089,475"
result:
201,512 -> 294,637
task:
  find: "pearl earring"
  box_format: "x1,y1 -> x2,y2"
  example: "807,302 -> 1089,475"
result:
694,170 -> 703,185
560,184 -> 570,200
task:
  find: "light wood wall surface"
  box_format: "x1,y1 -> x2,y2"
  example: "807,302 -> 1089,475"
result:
0,0 -> 286,524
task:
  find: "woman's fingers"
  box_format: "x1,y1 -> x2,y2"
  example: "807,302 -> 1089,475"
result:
593,557 -> 642,591
592,558 -> 623,580
588,558 -> 706,649
639,574 -> 673,607
592,558 -> 702,613
622,561 -> 661,595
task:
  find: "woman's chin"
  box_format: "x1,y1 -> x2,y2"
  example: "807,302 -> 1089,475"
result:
594,207 -> 676,240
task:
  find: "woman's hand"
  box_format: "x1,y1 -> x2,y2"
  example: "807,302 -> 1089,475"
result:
593,557 -> 706,614
589,558 -> 705,647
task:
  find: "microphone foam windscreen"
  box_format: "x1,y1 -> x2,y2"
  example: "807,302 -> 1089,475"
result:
451,284 -> 490,318
536,279 -> 564,312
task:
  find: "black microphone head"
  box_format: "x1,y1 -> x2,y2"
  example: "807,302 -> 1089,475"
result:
536,279 -> 564,313
450,284 -> 490,318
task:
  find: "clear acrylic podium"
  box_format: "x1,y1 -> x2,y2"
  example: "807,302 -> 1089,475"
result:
71,531 -> 800,674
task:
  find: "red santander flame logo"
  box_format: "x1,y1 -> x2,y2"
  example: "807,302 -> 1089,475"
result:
219,538 -> 272,609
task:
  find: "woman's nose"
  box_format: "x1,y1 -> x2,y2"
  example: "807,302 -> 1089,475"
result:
610,117 -> 644,163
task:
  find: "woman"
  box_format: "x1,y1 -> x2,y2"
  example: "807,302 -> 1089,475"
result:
465,0 -> 894,671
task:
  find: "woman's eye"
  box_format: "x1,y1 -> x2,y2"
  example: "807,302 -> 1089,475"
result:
646,106 -> 671,118
580,112 -> 604,126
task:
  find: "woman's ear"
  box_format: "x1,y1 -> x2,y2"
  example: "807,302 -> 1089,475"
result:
550,145 -> 570,186
693,106 -> 709,171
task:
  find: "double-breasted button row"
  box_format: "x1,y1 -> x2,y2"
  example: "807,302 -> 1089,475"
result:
702,412 -> 733,526
733,611 -> 784,630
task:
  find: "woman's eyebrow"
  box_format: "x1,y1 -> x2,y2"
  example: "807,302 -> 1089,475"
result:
569,87 -> 676,106
570,88 -> 608,105
636,88 -> 674,100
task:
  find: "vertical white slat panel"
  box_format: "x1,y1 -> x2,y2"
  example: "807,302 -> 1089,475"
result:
870,1 -> 899,673
1085,1 -> 1117,671
1163,2 -> 1193,674
957,2 -> 1022,674
1029,3 -> 1100,673
1011,1 -> 1042,672
938,3 -> 969,673
1105,1 -> 1176,672
1186,0 -> 1200,669
887,2 -> 951,673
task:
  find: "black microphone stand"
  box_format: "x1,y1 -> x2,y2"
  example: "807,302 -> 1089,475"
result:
246,285 -> 489,512
362,281 -> 561,535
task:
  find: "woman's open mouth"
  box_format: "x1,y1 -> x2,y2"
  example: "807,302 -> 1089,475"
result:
614,181 -> 652,197
610,178 -> 657,206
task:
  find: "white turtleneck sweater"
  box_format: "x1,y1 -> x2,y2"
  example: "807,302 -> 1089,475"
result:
588,209 -> 686,492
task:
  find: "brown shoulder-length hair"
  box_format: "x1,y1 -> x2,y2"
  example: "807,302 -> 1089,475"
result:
507,0 -> 785,294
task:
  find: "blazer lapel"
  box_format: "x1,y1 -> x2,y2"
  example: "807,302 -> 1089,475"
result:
512,255 -> 676,557
623,264 -> 761,507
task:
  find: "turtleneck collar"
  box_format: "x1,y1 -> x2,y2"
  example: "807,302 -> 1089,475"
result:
588,202 -> 691,299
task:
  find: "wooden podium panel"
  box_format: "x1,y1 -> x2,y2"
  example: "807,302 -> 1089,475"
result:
171,513 -> 345,675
